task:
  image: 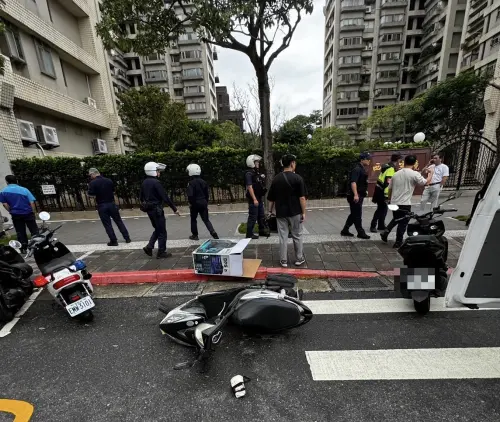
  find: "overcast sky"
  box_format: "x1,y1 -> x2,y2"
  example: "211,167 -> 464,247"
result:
215,0 -> 325,125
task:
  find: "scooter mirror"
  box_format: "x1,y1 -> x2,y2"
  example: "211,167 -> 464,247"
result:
388,204 -> 399,211
194,322 -> 214,349
39,211 -> 51,221
9,240 -> 22,249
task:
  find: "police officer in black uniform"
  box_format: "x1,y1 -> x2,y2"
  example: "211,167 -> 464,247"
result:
244,154 -> 268,239
141,162 -> 180,259
341,152 -> 371,239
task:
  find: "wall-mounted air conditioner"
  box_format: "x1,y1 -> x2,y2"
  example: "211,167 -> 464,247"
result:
92,138 -> 108,155
366,6 -> 372,13
17,119 -> 37,144
37,125 -> 60,149
84,97 -> 97,108
365,45 -> 373,50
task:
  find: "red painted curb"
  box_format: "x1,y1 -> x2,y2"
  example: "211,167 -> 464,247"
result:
91,267 -> 382,285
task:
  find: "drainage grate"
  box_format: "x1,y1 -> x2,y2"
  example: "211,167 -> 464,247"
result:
146,282 -> 202,297
337,278 -> 387,289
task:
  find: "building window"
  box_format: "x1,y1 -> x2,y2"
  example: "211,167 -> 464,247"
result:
376,87 -> 397,96
171,54 -> 180,63
496,9 -> 500,21
337,107 -> 358,116
378,52 -> 401,61
491,35 -> 500,48
34,39 -> 56,78
341,0 -> 365,6
60,59 -> 67,86
380,14 -> 405,24
174,88 -> 183,96
377,70 -> 399,79
179,32 -> 198,41
145,70 -> 167,80
182,68 -> 203,77
365,21 -> 374,29
4,27 -> 25,62
339,55 -> 361,64
340,37 -> 362,46
341,18 -> 364,27
337,90 -> 359,100
185,85 -> 205,93
380,33 -> 403,42
181,50 -> 202,59
172,74 -> 182,84
186,102 -> 206,111
338,73 -> 360,82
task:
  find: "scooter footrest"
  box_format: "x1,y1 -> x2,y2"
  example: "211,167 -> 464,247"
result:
265,274 -> 297,288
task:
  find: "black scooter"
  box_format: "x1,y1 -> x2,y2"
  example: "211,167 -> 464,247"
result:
0,223 -> 34,322
159,274 -> 312,371
391,193 -> 459,314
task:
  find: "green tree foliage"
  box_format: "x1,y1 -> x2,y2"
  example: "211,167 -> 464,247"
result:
274,110 -> 324,145
96,0 -> 314,184
118,86 -> 189,152
311,127 -> 353,147
174,120 -> 222,151
212,121 -> 260,149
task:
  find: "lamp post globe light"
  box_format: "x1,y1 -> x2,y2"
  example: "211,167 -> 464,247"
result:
414,132 -> 425,143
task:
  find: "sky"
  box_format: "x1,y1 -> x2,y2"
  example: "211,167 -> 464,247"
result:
215,0 -> 325,126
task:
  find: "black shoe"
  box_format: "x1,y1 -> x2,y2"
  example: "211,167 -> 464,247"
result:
189,235 -> 199,241
357,233 -> 370,240
157,251 -> 172,259
143,246 -> 153,257
125,238 -> 132,244
107,241 -> 118,246
393,241 -> 403,249
246,234 -> 259,240
20,248 -> 27,255
0,231 -> 5,239
341,230 -> 354,237
377,226 -> 387,231
211,232 -> 219,239
370,227 -> 378,233
380,232 -> 389,243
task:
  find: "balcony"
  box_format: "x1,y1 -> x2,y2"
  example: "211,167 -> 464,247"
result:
143,54 -> 165,64
186,107 -> 207,114
379,39 -> 404,46
337,113 -> 360,119
339,62 -> 362,68
381,0 -> 408,8
341,3 -> 367,12
182,73 -> 204,81
337,79 -> 361,86
180,56 -> 203,64
145,71 -> 168,83
340,23 -> 365,32
340,43 -> 363,51
178,37 -> 200,45
184,91 -> 206,98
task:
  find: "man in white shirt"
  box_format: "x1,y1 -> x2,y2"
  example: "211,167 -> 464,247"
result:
381,155 -> 432,248
420,152 -> 449,212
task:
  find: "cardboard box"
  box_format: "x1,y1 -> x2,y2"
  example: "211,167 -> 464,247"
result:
192,238 -> 261,278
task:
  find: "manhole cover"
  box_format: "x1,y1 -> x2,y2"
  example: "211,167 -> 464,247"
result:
146,283 -> 202,297
337,278 -> 386,289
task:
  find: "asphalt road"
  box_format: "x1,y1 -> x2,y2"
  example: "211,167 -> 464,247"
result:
1,289 -> 500,422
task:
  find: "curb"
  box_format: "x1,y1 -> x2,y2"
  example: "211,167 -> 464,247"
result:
91,267 -> 456,285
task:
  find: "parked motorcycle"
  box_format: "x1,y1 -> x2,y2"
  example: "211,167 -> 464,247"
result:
0,224 -> 34,322
16,211 -> 95,322
390,192 -> 460,314
159,274 -> 312,371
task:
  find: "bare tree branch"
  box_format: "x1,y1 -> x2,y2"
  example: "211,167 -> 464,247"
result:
265,9 -> 302,71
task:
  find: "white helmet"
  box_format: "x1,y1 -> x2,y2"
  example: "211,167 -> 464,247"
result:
186,163 -> 201,176
246,154 -> 262,168
144,162 -> 166,177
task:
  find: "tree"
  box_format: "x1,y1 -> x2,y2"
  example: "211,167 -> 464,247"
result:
274,110 -> 323,145
118,86 -> 189,152
97,0 -> 314,183
212,121 -> 259,149
174,120 -> 222,151
311,127 -> 352,147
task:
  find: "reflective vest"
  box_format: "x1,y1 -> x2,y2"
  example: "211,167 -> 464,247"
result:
376,164 -> 396,198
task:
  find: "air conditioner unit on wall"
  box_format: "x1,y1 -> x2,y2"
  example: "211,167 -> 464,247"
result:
37,125 -> 60,149
17,119 -> 37,144
366,6 -> 372,13
92,138 -> 108,155
84,97 -> 97,108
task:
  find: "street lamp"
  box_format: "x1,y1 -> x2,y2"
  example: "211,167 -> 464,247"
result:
414,132 -> 425,143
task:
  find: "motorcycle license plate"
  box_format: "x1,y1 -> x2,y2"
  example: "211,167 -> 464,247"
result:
66,296 -> 95,317
399,268 -> 436,290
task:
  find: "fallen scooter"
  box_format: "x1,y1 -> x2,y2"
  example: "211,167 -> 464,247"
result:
390,192 -> 460,314
159,274 -> 312,371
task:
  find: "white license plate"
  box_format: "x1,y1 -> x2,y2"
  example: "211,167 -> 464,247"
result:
53,268 -> 71,280
66,296 -> 95,317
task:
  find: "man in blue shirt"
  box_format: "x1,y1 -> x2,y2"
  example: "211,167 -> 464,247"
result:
0,175 -> 39,252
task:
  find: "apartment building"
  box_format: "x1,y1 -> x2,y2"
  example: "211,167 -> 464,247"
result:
0,0 -> 124,182
216,86 -> 245,131
322,0 -> 468,138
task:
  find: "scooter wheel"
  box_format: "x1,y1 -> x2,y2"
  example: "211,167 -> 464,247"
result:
77,310 -> 94,323
413,297 -> 431,315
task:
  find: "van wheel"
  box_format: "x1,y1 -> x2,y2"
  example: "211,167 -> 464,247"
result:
413,297 -> 431,315
77,310 -> 94,323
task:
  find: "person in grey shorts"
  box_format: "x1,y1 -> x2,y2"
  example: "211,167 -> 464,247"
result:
420,152 -> 449,212
267,154 -> 307,268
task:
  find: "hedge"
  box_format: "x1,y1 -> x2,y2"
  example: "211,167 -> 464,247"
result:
9,144 -> 424,211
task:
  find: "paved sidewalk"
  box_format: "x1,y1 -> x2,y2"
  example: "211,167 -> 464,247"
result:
78,236 -> 465,274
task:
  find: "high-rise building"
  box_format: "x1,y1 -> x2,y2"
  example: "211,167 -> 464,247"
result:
322,0 -> 467,139
0,0 -> 124,180
216,86 -> 245,131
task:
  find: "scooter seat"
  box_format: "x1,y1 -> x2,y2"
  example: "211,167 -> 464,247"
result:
11,262 -> 33,278
39,253 -> 76,276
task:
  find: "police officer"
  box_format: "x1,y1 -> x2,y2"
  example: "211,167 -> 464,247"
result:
140,162 -> 180,259
186,163 -> 218,241
341,152 -> 371,239
244,154 -> 268,239
88,168 -> 131,246
370,154 -> 402,233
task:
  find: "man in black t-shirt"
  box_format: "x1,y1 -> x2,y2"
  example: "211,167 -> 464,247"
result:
341,152 -> 371,239
268,154 -> 307,268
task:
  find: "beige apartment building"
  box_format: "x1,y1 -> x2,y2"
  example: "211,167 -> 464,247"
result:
0,0 -> 124,182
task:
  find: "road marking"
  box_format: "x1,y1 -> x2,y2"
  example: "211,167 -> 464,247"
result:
0,399 -> 34,421
0,289 -> 43,338
306,347 -> 500,381
77,250 -> 95,261
303,297 -> 498,314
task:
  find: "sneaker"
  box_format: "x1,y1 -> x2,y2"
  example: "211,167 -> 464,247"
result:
357,233 -> 370,240
125,238 -> 132,244
246,234 -> 259,240
280,260 -> 288,268
380,232 -> 389,243
295,257 -> 306,266
341,230 -> 354,237
143,246 -> 153,257
211,232 -> 219,239
393,241 -> 403,249
189,235 -> 199,241
157,251 -> 173,259
107,241 -> 118,246
370,227 -> 378,233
